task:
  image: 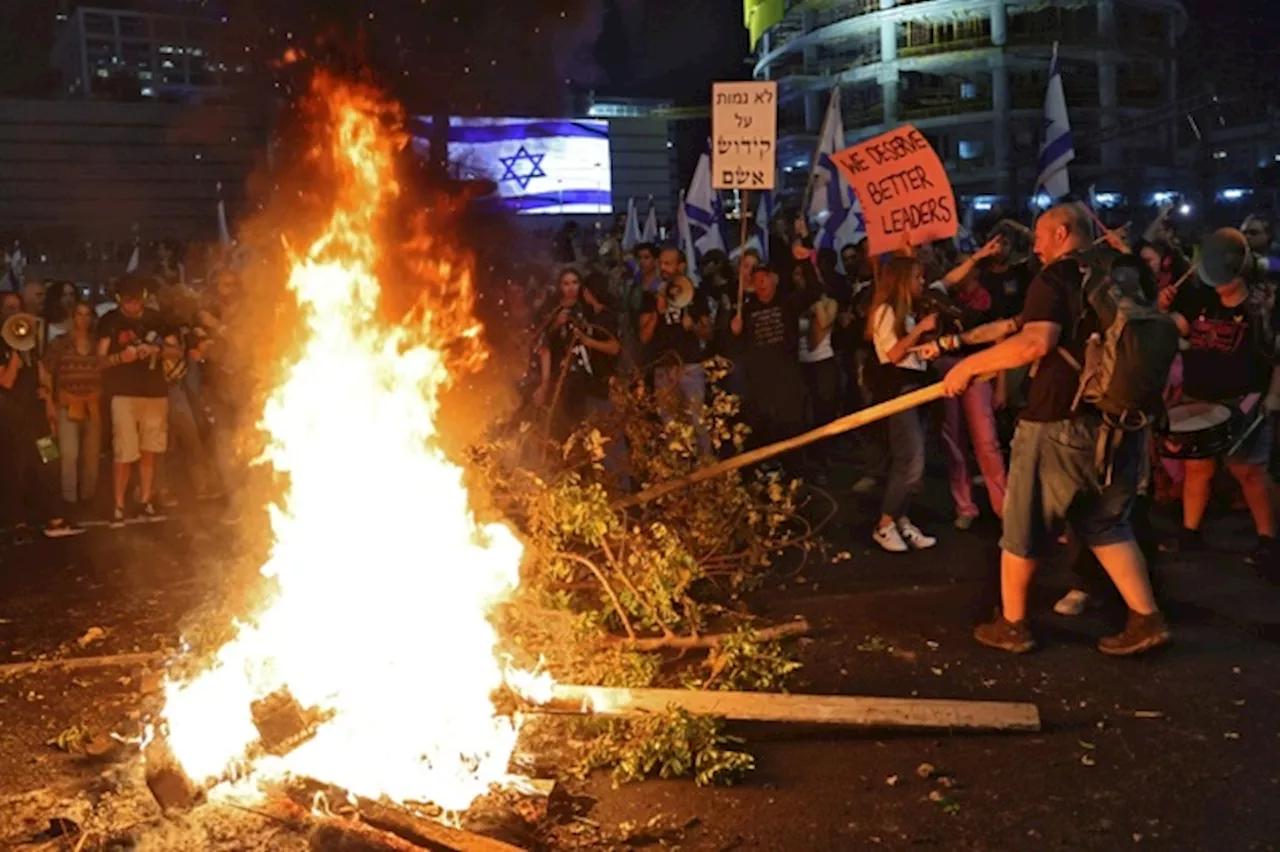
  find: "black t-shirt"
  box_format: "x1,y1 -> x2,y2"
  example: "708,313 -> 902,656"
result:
641,288 -> 710,366
980,260 -> 1034,320
1020,259 -> 1098,423
98,307 -> 169,398
540,302 -> 619,399
0,341 -> 43,417
741,294 -> 804,360
1171,281 -> 1276,401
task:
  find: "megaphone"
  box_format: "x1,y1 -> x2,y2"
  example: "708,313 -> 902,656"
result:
1198,227 -> 1252,288
664,275 -> 695,310
2,312 -> 40,353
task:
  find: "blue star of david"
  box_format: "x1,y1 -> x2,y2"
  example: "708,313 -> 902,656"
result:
498,145 -> 546,190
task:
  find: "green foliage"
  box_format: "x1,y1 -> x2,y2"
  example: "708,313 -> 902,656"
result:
572,708 -> 755,788
46,725 -> 91,753
478,356 -> 817,785
692,627 -> 805,693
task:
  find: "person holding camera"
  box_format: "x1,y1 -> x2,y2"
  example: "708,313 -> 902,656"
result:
97,274 -> 180,526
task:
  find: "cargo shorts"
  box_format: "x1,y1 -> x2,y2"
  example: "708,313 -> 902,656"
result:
1000,415 -> 1143,560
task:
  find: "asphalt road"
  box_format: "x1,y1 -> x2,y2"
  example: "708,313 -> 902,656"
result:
1,476 -> 1279,851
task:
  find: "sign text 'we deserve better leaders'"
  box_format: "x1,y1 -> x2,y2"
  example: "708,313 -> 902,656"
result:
831,124 -> 957,256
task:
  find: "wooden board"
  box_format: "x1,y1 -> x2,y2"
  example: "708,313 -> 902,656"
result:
547,685 -> 1040,733
0,651 -> 167,679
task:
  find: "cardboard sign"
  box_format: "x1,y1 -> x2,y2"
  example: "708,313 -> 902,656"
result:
711,81 -> 778,191
831,124 -> 956,256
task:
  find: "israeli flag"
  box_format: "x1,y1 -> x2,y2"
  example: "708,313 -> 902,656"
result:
641,199 -> 659,243
216,182 -> 232,248
741,191 -> 774,261
409,117 -> 613,215
622,197 -> 642,253
686,152 -> 727,258
1036,44 -> 1074,201
809,88 -> 865,253
676,190 -> 700,284
955,202 -> 978,253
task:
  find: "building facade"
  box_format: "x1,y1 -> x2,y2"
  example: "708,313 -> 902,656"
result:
753,0 -> 1187,205
51,4 -> 247,102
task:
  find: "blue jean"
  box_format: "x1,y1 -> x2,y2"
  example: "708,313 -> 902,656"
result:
882,406 -> 925,519
57,403 -> 102,503
1001,416 -> 1142,559
156,383 -> 212,494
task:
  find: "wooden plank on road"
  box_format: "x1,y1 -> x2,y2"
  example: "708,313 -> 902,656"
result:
547,685 -> 1041,732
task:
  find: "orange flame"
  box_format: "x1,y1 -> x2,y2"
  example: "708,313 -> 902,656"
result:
160,75 -> 545,812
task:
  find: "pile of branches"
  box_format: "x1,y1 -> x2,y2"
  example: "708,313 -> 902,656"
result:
470,357 -> 836,785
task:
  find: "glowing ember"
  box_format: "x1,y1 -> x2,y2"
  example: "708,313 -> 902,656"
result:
161,76 -> 542,812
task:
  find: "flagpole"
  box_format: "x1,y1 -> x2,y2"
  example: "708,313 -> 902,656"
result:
800,85 -> 839,220
738,190 -> 750,314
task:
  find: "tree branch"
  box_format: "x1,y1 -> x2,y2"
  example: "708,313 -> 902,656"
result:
609,618 -> 811,652
547,551 -> 635,641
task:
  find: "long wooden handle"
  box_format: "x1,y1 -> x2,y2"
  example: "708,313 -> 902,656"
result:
616,379 -> 955,509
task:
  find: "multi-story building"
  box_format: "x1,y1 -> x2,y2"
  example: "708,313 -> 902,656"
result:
753,0 -> 1187,207
51,3 -> 246,101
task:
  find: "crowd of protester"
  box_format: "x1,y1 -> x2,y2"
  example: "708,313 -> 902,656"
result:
515,202 -> 1280,654
0,243 -> 243,541
6,198 -> 1280,656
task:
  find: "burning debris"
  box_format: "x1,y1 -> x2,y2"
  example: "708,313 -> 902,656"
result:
154,73 -> 551,816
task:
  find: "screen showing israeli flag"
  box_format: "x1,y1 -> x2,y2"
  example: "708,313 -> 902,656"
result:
409,117 -> 613,216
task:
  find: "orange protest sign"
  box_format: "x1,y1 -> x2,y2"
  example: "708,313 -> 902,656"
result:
830,124 -> 957,257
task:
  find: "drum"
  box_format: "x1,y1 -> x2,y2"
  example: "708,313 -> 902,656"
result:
1159,402 -> 1238,459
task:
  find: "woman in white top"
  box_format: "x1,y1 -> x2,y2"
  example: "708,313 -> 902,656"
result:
865,255 -> 938,553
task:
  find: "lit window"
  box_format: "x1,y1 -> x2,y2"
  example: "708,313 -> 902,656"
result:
958,139 -> 984,160
960,82 -> 977,100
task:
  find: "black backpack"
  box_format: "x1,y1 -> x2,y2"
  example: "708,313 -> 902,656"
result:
1059,251 -> 1180,429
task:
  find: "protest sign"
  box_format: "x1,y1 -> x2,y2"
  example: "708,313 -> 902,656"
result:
830,124 -> 956,256
711,81 -> 777,190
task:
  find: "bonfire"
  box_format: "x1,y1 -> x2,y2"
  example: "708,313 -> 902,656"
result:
158,74 -> 549,815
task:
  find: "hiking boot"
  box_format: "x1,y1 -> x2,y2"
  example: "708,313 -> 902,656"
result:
1098,611 -> 1171,656
974,617 -> 1036,654
872,521 -> 908,553
1053,589 -> 1091,616
897,519 -> 937,550
1158,527 -> 1204,555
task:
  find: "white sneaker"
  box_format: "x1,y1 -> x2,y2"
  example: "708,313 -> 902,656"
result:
897,519 -> 937,550
873,521 -> 909,553
1053,589 -> 1090,616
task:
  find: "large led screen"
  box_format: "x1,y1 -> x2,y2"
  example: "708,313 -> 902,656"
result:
409,117 -> 613,215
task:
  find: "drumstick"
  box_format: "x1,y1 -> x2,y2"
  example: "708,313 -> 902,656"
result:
1092,221 -> 1130,246
1169,262 -> 1198,292
1085,206 -> 1130,252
